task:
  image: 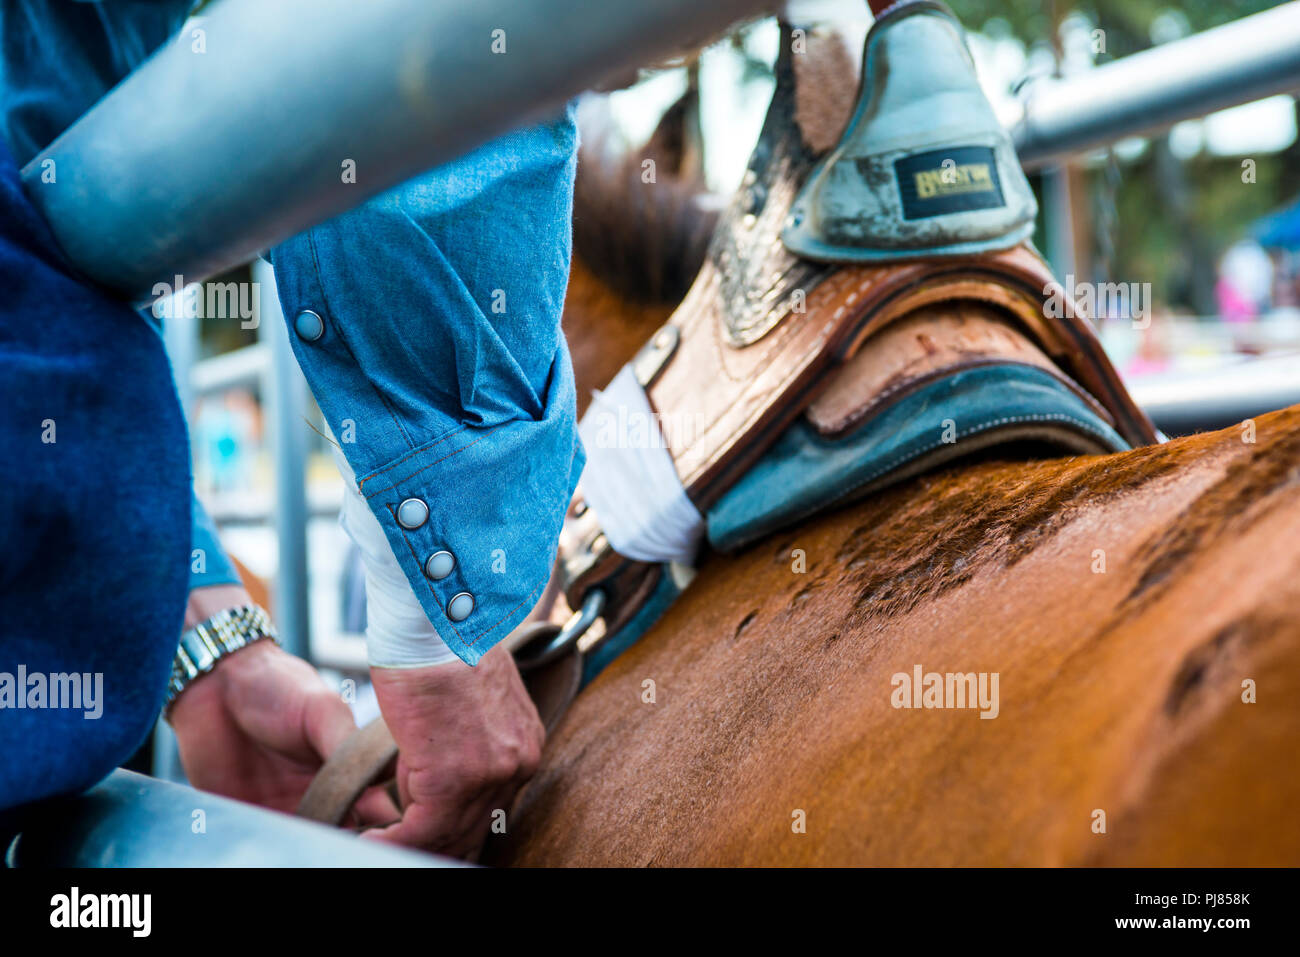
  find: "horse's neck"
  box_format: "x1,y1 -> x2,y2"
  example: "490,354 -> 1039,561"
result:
494,405 -> 1300,866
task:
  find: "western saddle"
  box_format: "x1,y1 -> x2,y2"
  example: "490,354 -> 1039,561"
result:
299,1 -> 1158,824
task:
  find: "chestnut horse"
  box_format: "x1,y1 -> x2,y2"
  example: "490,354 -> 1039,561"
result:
484,109 -> 1300,868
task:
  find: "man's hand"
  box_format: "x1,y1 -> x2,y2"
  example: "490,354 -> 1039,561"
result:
170,639 -> 398,820
364,646 -> 545,859
168,586 -> 396,822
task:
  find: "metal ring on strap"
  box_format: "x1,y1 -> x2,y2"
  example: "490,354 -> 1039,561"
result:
513,589 -> 606,673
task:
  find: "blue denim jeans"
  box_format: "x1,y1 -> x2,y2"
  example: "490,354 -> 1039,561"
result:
0,133 -> 191,811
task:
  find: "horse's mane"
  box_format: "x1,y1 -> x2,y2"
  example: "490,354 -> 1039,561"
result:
572,94 -> 721,306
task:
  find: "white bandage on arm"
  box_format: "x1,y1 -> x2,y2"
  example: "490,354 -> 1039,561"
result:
332,446 -> 459,669
577,365 -> 705,565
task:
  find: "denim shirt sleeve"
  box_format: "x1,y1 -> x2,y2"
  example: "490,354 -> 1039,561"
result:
270,109 -> 584,666
190,492 -> 241,590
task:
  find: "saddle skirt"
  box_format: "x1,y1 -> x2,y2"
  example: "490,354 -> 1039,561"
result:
510,13 -> 1158,711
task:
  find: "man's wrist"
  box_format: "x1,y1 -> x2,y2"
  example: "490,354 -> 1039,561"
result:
166,602 -> 279,714
167,637 -> 277,727
173,585 -> 256,714
184,584 -> 253,629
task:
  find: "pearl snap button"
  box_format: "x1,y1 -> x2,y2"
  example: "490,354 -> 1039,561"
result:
447,592 -> 474,622
396,498 -> 429,530
294,309 -> 324,342
424,550 -> 455,580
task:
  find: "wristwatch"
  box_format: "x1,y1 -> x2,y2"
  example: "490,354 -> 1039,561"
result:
163,605 -> 279,712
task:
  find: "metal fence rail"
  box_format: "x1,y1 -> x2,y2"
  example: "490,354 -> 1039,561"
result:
22,0 -> 772,303
22,1 -> 1300,302
1010,3 -> 1300,170
1128,353 -> 1300,437
5,771 -> 454,867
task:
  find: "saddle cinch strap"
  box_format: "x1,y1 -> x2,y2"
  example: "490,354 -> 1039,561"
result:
302,5 -> 1160,828
514,6 -> 1157,691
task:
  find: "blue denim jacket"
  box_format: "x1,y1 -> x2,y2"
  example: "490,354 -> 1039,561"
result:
271,121 -> 584,663
2,0 -> 585,666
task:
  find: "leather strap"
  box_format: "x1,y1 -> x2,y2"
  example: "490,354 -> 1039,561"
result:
297,717 -> 398,827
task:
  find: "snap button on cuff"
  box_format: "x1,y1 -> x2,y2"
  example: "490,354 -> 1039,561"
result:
294,309 -> 324,341
424,550 -> 455,580
396,498 -> 429,530
447,592 -> 474,622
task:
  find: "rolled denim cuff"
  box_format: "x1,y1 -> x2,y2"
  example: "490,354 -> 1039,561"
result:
341,360 -> 584,665
272,258 -> 585,665
269,111 -> 582,665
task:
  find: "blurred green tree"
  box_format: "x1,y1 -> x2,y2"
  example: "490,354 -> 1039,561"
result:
949,0 -> 1297,314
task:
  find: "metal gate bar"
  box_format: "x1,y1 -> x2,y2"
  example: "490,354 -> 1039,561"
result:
1010,3 -> 1300,170
22,2 -> 1300,302
20,0 -> 770,303
5,770 -> 453,867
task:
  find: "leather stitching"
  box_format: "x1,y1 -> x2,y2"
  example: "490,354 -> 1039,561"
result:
357,425 -> 469,492
361,425 -> 500,500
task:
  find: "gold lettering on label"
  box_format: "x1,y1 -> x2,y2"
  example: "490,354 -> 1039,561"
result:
913,163 -> 994,199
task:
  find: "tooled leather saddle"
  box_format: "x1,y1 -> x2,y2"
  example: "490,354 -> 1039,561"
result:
299,4 -> 1158,824
508,7 -> 1156,713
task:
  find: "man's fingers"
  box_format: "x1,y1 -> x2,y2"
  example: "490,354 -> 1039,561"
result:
352,784 -> 401,826
359,805 -> 448,852
360,799 -> 489,859
301,690 -> 361,760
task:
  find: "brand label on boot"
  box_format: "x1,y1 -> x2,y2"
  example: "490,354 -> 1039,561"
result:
893,146 -> 1005,220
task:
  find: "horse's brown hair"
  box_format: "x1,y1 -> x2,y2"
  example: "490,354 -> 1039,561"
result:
502,138 -> 1300,866
518,47 -> 1300,866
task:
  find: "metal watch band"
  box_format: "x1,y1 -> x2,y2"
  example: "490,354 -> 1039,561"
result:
163,605 -> 278,711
